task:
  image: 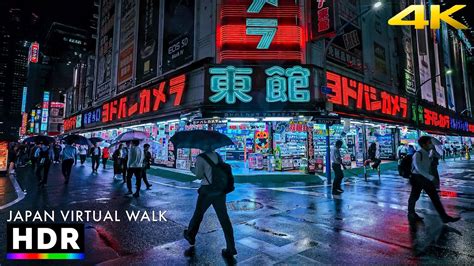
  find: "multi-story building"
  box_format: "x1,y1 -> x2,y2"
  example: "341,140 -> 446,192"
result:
64,0 -> 474,173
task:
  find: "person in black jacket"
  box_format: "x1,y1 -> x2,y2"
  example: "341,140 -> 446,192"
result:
90,143 -> 101,174
112,144 -> 122,180
141,144 -> 152,190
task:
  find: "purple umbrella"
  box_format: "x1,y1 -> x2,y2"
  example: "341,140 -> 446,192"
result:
114,130 -> 148,142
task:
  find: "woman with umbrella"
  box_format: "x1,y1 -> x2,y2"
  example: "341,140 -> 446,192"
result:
172,130 -> 237,259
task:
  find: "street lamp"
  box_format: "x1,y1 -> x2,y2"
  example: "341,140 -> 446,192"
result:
320,1 -> 382,184
414,69 -> 453,137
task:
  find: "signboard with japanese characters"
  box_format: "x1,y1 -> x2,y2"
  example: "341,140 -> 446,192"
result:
311,0 -> 336,40
398,0 -> 416,96
413,105 -> 474,134
326,0 -> 364,73
96,0 -> 116,101
83,108 -> 102,128
101,74 -> 189,124
326,71 -> 409,122
162,0 -> 194,73
117,0 -> 137,93
217,0 -> 304,63
205,65 -> 316,113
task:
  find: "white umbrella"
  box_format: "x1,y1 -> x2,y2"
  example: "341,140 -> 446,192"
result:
431,137 -> 444,155
114,130 -> 148,142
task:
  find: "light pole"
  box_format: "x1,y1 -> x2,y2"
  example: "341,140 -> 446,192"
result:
320,1 -> 382,184
413,69 -> 453,137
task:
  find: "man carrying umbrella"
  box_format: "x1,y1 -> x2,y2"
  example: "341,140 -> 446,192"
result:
126,140 -> 144,198
61,141 -> 77,184
172,130 -> 237,259
90,143 -> 101,174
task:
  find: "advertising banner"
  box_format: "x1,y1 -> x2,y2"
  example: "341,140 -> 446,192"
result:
96,0 -> 116,101
415,0 -> 433,102
136,0 -> 160,84
40,91 -> 50,133
326,0 -> 364,73
398,0 -> 416,95
117,0 -> 137,92
433,30 -> 446,108
162,0 -> 194,73
441,22 -> 455,111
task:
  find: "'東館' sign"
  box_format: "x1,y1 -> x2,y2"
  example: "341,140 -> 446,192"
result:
327,71 -> 409,120
205,65 -> 316,113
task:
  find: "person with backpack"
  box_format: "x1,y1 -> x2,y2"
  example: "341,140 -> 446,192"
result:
184,148 -> 237,259
408,136 -> 460,223
90,143 -> 101,174
35,142 -> 52,187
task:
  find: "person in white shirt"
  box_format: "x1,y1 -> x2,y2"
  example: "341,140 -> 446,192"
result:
126,140 -> 144,198
184,148 -> 237,259
408,136 -> 460,223
331,140 -> 346,195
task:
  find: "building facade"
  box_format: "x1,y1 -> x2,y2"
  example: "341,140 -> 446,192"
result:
64,0 -> 474,173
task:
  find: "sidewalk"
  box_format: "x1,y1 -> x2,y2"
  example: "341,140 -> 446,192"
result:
0,173 -> 25,210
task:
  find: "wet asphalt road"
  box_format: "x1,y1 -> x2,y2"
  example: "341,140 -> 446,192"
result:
1,158 -> 474,265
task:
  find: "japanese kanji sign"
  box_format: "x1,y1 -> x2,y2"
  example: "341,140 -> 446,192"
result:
327,71 -> 409,121
311,0 -> 336,40
218,0 -> 304,63
413,105 -> 474,134
206,65 -> 315,113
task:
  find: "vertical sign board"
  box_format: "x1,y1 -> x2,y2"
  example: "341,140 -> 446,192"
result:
218,0 -> 304,63
162,0 -> 195,73
441,22 -> 455,111
30,110 -> 36,133
433,30 -> 446,108
0,141 -> 8,172
399,0 -> 416,95
416,0 -> 433,102
117,0 -> 137,93
96,0 -> 116,101
326,0 -> 364,73
21,87 -> 27,113
40,91 -> 50,133
34,109 -> 41,134
136,0 -> 160,84
20,113 -> 28,136
311,0 -> 336,40
28,42 -> 39,64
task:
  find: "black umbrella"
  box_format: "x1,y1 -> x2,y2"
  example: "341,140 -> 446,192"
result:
22,135 -> 55,145
89,137 -> 104,144
63,135 -> 92,146
170,130 -> 234,151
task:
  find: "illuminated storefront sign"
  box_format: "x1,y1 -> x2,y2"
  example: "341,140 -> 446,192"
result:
40,91 -> 50,132
21,87 -> 27,113
76,114 -> 82,128
217,0 -> 305,62
30,110 -> 36,133
326,71 -> 409,120
20,113 -> 28,136
206,65 -> 315,113
83,108 -> 102,127
64,116 -> 78,132
413,105 -> 474,134
101,74 -> 187,123
29,42 -> 39,63
311,0 -> 336,40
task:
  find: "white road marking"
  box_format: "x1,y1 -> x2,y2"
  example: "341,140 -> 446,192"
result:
0,174 -> 26,210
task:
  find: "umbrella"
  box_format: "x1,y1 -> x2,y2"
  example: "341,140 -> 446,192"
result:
99,142 -> 111,148
170,130 -> 234,151
89,137 -> 104,144
22,135 -> 55,145
115,130 -> 147,142
62,135 -> 92,146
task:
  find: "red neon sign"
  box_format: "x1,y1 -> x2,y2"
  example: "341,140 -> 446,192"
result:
311,0 -> 336,40
29,42 -> 39,63
327,71 -> 408,119
217,0 -> 305,63
102,74 -> 186,123
423,108 -> 450,129
64,116 -> 77,132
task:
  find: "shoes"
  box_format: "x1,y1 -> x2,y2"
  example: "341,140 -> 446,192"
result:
332,190 -> 342,195
183,230 -> 195,245
125,191 -> 133,195
146,184 -> 152,190
336,188 -> 344,193
221,248 -> 237,258
408,212 -> 424,221
442,216 -> 461,223
133,193 -> 139,198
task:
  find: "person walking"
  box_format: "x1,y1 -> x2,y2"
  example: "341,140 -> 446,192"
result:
121,143 -> 129,183
408,136 -> 460,223
184,148 -> 237,259
126,140 -> 144,198
112,144 -> 123,180
368,142 -> 381,169
30,143 -> 39,170
90,143 -> 101,174
35,142 -> 52,187
78,145 -> 87,165
102,146 -> 110,169
53,142 -> 62,164
331,140 -> 346,195
141,144 -> 153,190
61,142 -> 77,184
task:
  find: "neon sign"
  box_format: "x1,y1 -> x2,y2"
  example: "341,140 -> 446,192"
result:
327,71 -> 409,119
40,91 -> 50,132
413,105 -> 474,133
29,42 -> 39,63
83,108 -> 102,127
21,87 -> 27,113
217,0 -> 305,62
208,65 -> 311,104
64,116 -> 77,132
311,0 -> 336,40
101,74 -> 186,123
